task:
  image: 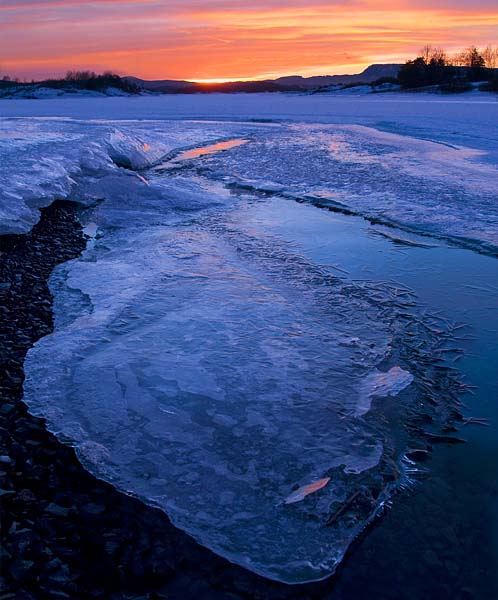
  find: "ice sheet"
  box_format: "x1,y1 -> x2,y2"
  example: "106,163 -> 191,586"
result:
3,94 -> 496,250
3,95 -> 492,581
24,187 -> 408,581
199,123 -> 498,253
0,117 -> 250,234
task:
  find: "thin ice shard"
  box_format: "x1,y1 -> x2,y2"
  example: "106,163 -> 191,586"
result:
284,478 -> 331,504
356,366 -> 414,416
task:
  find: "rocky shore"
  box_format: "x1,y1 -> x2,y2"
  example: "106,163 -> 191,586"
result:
1,200 -> 486,600
0,201 -> 345,600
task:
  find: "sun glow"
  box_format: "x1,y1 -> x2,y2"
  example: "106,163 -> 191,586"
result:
193,78 -> 245,84
1,1 -> 497,80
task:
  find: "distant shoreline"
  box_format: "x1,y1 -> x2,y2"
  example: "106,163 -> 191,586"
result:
2,85 -> 496,100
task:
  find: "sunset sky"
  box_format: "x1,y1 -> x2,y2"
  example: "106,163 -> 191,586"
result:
1,0 -> 497,82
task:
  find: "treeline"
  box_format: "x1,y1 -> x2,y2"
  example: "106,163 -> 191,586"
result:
398,45 -> 498,91
62,71 -> 139,93
0,71 -> 140,94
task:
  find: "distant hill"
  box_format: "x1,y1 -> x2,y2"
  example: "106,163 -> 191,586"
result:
275,64 -> 401,88
0,64 -> 403,99
123,77 -> 302,94
125,64 -> 402,94
124,77 -> 195,92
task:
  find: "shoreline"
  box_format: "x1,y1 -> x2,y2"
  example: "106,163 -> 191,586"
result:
1,198 -> 496,599
1,96 -> 497,599
0,200 -> 350,599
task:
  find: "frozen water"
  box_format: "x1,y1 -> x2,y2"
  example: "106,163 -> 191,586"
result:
357,367 -> 414,417
0,117 -> 252,234
2,94 -> 495,582
2,95 -> 497,248
199,123 -> 498,253
24,185 -> 399,582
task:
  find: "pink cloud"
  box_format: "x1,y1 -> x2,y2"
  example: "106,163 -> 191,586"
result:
1,1 -> 497,80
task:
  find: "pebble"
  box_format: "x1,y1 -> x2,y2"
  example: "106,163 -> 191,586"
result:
9,559 -> 35,583
81,502 -> 106,515
44,502 -> 71,517
0,547 -> 12,561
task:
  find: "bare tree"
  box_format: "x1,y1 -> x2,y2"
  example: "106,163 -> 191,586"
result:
482,45 -> 498,69
420,44 -> 434,64
420,45 -> 447,65
455,46 -> 485,68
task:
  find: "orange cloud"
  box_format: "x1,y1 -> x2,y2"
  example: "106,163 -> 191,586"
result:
1,1 -> 497,80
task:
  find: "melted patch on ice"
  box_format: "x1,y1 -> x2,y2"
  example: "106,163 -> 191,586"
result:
356,366 -> 414,417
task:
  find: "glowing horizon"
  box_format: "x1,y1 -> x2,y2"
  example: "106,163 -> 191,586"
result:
1,1 -> 497,81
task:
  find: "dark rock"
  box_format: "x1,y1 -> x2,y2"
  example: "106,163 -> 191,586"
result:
0,404 -> 15,416
38,587 -> 71,599
17,489 -> 36,503
45,503 -> 70,517
10,527 -> 39,550
13,592 -> 38,600
45,558 -> 65,573
8,559 -> 35,583
81,502 -> 106,515
45,567 -> 71,586
406,448 -> 430,461
0,547 -> 12,562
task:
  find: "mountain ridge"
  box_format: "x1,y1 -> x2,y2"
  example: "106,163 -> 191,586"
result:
125,64 -> 401,94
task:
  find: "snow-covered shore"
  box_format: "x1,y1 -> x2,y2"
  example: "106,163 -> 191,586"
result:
0,85 -> 140,100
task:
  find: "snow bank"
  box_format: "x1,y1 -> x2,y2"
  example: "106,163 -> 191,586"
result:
0,119 -> 234,234
0,126 -> 149,233
0,85 -> 138,100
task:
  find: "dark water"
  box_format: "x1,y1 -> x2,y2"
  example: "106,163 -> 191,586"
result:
240,196 -> 498,599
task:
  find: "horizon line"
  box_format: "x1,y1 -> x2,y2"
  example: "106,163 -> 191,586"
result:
7,61 -> 399,84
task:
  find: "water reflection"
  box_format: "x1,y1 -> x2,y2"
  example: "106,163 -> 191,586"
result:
155,139 -> 249,170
